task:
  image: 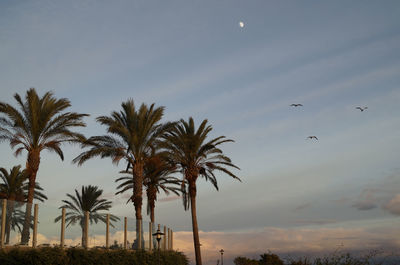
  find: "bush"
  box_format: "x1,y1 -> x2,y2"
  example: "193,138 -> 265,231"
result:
235,250 -> 400,265
0,247 -> 188,265
234,256 -> 259,265
259,253 -> 284,265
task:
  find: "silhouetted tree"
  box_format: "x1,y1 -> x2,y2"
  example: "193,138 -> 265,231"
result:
116,153 -> 180,223
234,256 -> 259,265
73,100 -> 172,248
0,165 -> 47,244
259,253 -> 284,265
54,185 -> 119,247
159,117 -> 240,265
0,88 -> 88,243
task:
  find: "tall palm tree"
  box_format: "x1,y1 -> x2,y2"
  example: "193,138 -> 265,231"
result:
116,154 -> 180,223
0,88 -> 88,243
73,99 -> 170,247
54,185 -> 119,247
159,117 -> 240,265
0,165 -> 47,244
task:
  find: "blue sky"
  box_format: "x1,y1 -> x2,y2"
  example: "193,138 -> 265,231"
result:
1,1 -> 400,264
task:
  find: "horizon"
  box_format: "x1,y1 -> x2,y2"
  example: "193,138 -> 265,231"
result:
1,1 -> 400,264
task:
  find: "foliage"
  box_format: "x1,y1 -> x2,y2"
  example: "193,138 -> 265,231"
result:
159,117 -> 240,265
0,88 -> 88,186
54,185 -> 119,246
0,88 -> 88,243
116,153 -> 180,222
0,247 -> 189,265
73,100 -> 171,223
159,117 -> 240,210
235,251 -> 400,265
259,253 -> 284,265
0,165 -> 47,202
234,256 -> 259,265
54,185 -> 119,228
0,165 -> 47,244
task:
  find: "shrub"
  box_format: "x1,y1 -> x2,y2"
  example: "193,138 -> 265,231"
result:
259,253 -> 284,265
0,247 -> 188,265
234,256 -> 259,265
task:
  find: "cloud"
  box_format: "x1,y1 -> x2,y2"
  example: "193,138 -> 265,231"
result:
351,171 -> 400,213
174,225 -> 400,265
383,194 -> 400,215
352,201 -> 377,211
294,202 -> 312,211
7,230 -> 147,249
293,219 -> 337,225
159,195 -> 181,203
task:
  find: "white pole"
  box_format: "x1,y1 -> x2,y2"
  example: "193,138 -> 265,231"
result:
124,217 -> 127,249
60,208 -> 66,248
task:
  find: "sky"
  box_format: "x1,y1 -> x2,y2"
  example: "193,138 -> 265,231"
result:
1,0 -> 400,264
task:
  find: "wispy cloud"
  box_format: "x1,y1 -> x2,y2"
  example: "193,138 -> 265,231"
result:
293,219 -> 337,226
174,223 -> 400,265
352,171 -> 400,214
352,189 -> 379,211
383,194 -> 400,215
294,202 -> 312,211
159,195 -> 181,203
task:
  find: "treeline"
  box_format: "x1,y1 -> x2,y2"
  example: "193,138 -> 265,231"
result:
234,251 -> 397,265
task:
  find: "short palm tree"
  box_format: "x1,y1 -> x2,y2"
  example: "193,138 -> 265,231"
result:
54,185 -> 119,247
73,99 -> 170,247
0,88 -> 88,243
159,118 -> 240,265
0,165 -> 47,244
116,154 -> 180,223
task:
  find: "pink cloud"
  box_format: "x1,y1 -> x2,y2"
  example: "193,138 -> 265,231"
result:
383,194 -> 400,215
159,195 -> 181,202
174,225 -> 400,265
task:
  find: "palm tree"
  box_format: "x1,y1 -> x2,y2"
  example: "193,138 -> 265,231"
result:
73,99 -> 170,247
0,165 -> 47,244
0,88 -> 88,243
116,154 -> 180,223
54,185 -> 119,247
159,118 -> 240,265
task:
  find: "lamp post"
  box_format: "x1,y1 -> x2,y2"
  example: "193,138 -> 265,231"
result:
152,224 -> 165,250
152,225 -> 165,265
219,249 -> 224,265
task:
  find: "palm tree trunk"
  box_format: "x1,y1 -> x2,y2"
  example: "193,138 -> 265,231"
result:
133,162 -> 143,249
21,151 -> 40,244
189,181 -> 202,265
148,187 -> 156,223
150,203 -> 155,224
81,225 -> 86,247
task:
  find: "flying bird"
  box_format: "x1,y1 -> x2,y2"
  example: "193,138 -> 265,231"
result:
307,136 -> 318,140
356,106 -> 368,112
290,104 -> 303,107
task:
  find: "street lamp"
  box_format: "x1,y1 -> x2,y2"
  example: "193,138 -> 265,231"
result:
152,224 -> 165,250
219,249 -> 224,265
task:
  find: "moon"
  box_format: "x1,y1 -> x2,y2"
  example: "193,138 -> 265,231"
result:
239,21 -> 244,28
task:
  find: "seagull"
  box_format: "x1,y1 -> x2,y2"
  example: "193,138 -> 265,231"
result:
356,106 -> 368,112
290,104 -> 303,107
307,136 -> 318,140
